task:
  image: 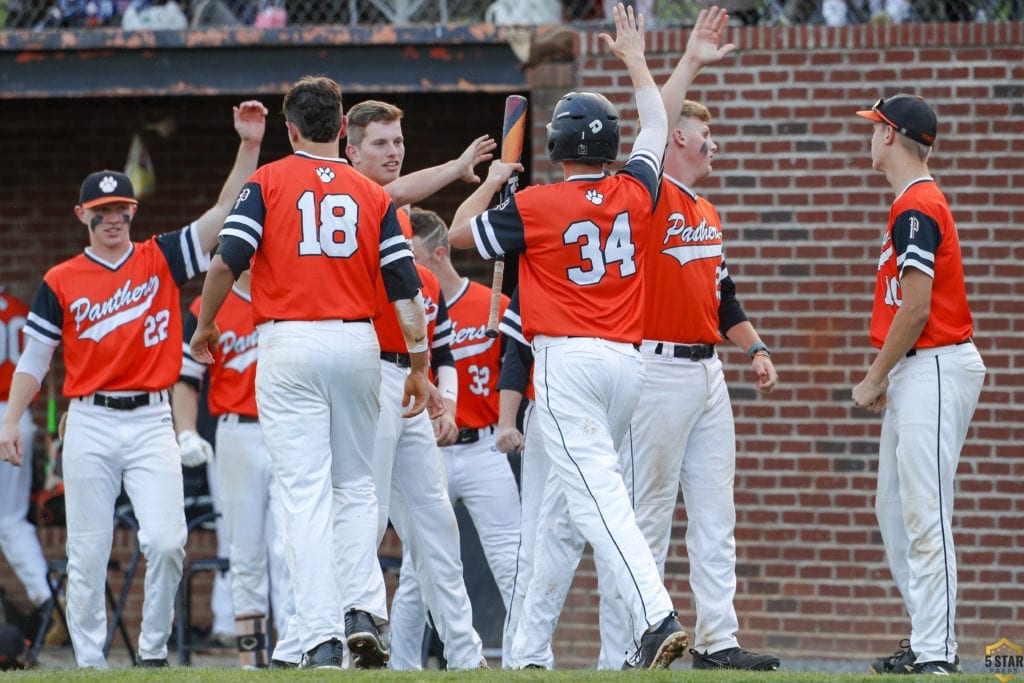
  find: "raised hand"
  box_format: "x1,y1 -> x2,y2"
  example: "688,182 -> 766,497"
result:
685,6 -> 736,67
598,2 -> 646,64
456,134 -> 497,184
233,100 -> 268,144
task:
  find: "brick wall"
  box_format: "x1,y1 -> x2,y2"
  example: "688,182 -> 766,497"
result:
1,20 -> 1022,668
530,21 -> 1024,667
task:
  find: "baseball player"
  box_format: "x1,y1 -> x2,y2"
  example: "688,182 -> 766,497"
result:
600,94 -> 780,671
345,102 -> 488,670
493,289 -> 576,670
449,5 -> 693,669
853,94 -> 985,676
190,76 -> 435,671
172,269 -> 297,669
0,100 -> 267,669
0,287 -> 54,631
394,208 -> 522,662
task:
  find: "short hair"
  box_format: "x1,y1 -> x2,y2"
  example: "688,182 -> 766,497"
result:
282,76 -> 343,143
409,207 -> 449,252
677,100 -> 711,126
346,100 -> 404,147
895,132 -> 932,162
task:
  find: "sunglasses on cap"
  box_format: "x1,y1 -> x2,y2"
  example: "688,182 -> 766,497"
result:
868,97 -> 902,130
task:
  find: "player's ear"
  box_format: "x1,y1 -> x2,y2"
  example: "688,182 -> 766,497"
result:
345,142 -> 359,163
74,204 -> 87,224
338,115 -> 348,141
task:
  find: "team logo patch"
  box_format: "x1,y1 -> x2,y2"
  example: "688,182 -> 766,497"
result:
585,189 -> 604,205
316,167 -> 336,183
99,175 -> 119,193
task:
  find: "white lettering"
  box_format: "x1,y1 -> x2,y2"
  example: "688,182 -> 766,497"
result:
69,276 -> 161,331
663,213 -> 723,245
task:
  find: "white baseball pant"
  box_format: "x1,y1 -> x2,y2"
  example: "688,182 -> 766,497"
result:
203,458 -> 235,637
255,320 -> 383,654
501,400 -> 560,668
214,416 -> 294,642
530,336 -> 673,647
62,395 -> 187,668
355,359 -> 482,671
0,404 -> 49,607
602,347 -> 739,666
876,342 -> 985,665
390,427 -> 521,666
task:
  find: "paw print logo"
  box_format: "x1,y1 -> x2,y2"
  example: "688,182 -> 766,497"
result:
585,189 -> 604,205
316,167 -> 336,183
99,175 -> 118,193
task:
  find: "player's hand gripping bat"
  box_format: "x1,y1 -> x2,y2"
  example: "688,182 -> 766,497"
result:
485,94 -> 527,338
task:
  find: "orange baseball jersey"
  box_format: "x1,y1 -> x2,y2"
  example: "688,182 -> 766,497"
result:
180,288 -> 258,417
374,263 -> 446,355
219,152 -> 419,325
446,278 -> 509,429
644,176 -> 726,344
0,290 -> 30,401
24,226 -> 208,397
469,153 -> 660,345
870,178 -> 973,349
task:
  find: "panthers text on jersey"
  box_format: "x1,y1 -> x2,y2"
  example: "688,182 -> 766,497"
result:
445,279 -> 508,429
24,226 -> 208,397
644,176 -> 726,345
870,178 -> 973,349
180,288 -> 258,417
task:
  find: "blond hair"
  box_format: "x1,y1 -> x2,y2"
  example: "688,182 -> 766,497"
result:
346,100 -> 403,147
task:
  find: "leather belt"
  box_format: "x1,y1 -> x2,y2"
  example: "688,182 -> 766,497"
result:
455,426 -> 494,445
221,413 -> 259,423
653,342 -> 716,361
906,338 -> 973,358
380,351 -> 412,368
87,390 -> 168,411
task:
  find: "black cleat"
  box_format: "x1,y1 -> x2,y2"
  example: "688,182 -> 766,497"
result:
345,609 -> 389,669
298,638 -> 344,669
690,646 -> 781,671
270,658 -> 298,669
636,612 -> 689,670
870,639 -> 915,674
135,657 -> 168,667
912,660 -> 959,675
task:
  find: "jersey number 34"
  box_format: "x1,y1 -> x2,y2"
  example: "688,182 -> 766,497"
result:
563,212 -> 636,286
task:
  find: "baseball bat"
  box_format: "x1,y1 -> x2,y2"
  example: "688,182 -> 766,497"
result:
485,94 -> 527,339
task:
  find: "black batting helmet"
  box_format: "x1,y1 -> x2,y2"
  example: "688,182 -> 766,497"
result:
546,92 -> 620,165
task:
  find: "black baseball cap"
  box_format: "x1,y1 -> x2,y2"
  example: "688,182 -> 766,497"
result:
79,170 -> 138,209
856,94 -> 937,146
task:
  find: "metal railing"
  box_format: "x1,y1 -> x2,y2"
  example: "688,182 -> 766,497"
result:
1,0 -> 1019,31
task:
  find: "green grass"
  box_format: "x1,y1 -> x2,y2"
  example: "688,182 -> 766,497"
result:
1,669 -> 997,682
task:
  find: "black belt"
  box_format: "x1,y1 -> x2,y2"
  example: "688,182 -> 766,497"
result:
87,391 -> 166,411
455,427 -> 494,445
222,414 -> 259,423
380,351 -> 411,368
906,338 -> 973,358
653,342 -> 715,361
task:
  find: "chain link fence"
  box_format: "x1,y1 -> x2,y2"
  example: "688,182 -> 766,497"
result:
2,0 -> 1020,31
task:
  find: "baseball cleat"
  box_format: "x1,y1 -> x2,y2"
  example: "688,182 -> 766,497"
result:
135,657 -> 169,667
344,610 -> 389,669
636,611 -> 689,669
298,638 -> 344,669
912,660 -> 959,675
690,646 -> 781,671
870,639 -> 915,674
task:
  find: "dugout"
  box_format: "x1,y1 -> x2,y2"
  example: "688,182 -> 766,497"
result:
0,22 -> 534,659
